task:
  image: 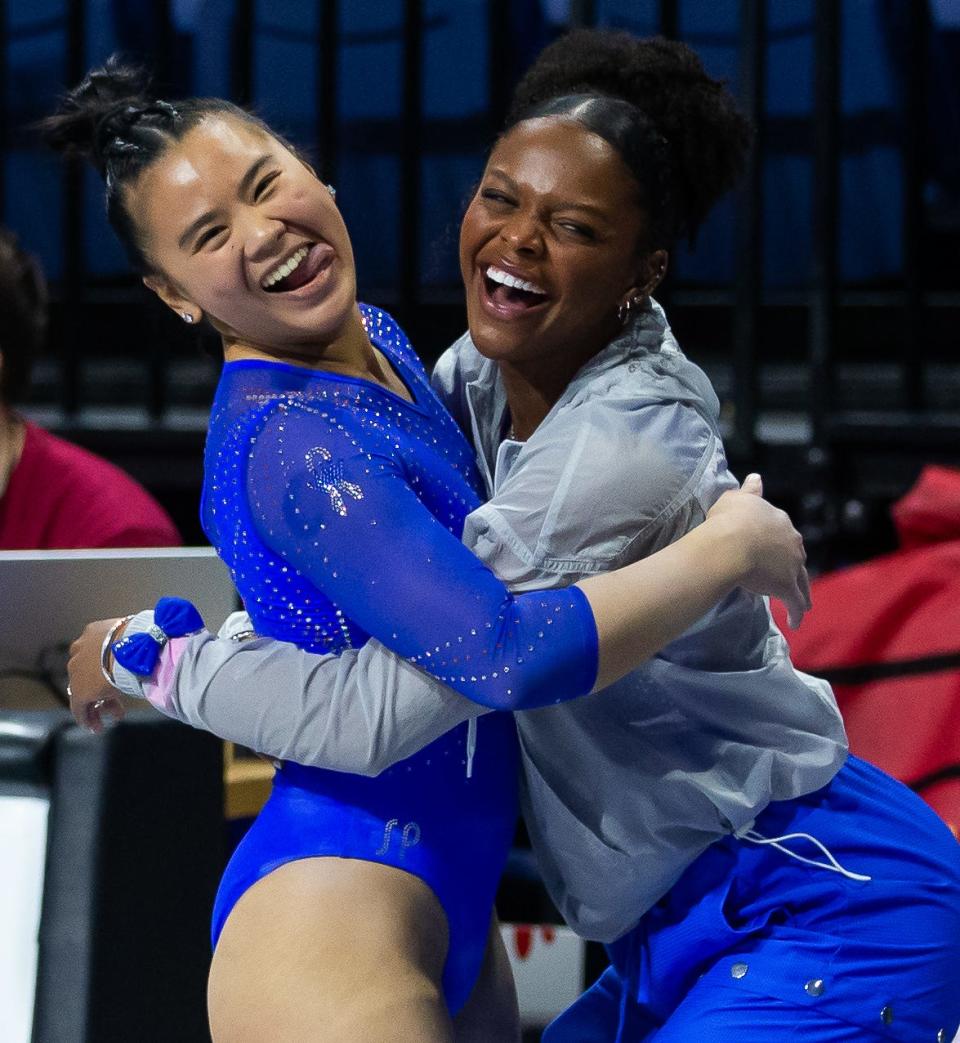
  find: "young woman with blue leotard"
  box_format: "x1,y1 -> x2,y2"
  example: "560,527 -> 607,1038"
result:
50,57 -> 813,1042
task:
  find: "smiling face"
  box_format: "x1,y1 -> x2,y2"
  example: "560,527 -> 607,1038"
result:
460,117 -> 661,371
134,114 -> 357,354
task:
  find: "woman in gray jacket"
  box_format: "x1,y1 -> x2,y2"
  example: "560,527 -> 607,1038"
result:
69,30 -> 960,1043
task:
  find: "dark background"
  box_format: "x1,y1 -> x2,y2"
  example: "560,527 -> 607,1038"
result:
5,0 -> 960,567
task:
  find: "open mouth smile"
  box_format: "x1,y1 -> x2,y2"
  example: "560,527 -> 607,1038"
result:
261,242 -> 335,294
479,264 -> 550,318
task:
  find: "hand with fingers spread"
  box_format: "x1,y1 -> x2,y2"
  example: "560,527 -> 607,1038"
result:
706,473 -> 811,629
67,618 -> 130,732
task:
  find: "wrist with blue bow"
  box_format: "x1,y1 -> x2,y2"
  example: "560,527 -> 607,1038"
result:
108,597 -> 205,698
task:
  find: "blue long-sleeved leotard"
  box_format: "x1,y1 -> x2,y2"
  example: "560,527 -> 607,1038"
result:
203,305 -> 598,709
200,306 -> 597,1012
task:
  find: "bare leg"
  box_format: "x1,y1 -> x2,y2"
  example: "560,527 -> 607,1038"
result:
453,914 -> 521,1043
208,857 -> 454,1043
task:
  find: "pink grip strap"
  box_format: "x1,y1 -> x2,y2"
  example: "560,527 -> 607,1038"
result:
143,635 -> 190,712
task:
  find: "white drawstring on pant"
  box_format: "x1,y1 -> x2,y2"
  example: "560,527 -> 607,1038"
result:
736,827 -> 873,883
466,717 -> 477,778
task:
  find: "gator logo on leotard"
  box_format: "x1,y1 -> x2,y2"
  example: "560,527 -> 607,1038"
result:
305,445 -> 364,517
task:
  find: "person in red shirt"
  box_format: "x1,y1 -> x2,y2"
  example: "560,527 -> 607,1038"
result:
0,229 -> 179,549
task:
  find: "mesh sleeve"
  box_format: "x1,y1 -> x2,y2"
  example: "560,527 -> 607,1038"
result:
245,403 -> 598,710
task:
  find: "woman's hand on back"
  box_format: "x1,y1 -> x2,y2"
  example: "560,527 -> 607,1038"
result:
66,618 -> 129,732
707,474 -> 811,629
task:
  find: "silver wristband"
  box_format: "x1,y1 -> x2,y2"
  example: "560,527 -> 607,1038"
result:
100,615 -> 134,687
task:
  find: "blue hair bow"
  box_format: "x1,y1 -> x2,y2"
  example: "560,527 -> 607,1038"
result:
112,596 -> 205,676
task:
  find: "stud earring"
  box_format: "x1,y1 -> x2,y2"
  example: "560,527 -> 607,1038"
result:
326,183 -> 337,199
181,312 -> 194,324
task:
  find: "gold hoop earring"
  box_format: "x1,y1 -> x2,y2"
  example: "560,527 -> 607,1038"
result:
616,295 -> 645,326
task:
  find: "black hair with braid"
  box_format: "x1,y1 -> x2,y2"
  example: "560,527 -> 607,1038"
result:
40,55 -> 298,272
0,229 -> 48,404
505,30 -> 752,248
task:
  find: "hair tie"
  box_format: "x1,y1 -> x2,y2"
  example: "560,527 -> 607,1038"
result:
149,99 -> 181,122
111,596 -> 205,676
96,101 -> 144,139
95,100 -> 178,168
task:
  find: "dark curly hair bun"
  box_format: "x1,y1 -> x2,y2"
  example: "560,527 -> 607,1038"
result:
39,56 -> 154,176
508,30 -> 752,245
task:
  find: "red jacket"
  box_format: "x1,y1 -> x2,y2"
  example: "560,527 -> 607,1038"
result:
773,466 -> 960,835
0,421 -> 180,550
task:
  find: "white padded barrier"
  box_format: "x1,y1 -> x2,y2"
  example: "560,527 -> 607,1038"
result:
0,794 -> 48,1043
